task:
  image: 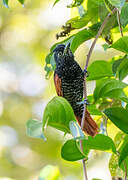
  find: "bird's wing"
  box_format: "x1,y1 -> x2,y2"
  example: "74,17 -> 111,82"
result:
54,72 -> 63,96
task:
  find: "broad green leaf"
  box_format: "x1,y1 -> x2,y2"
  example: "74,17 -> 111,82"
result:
110,36 -> 128,54
117,55 -> 128,80
61,138 -> 86,161
108,0 -> 125,8
66,14 -> 90,29
39,165 -> 61,180
42,96 -> 76,133
112,58 -> 123,75
104,107 -> 128,134
26,119 -> 46,141
94,78 -> 127,101
61,134 -> 116,161
120,3 -> 128,27
118,135 -> 128,165
18,0 -> 24,5
81,134 -> 116,153
3,0 -> 8,8
109,153 -> 124,177
78,5 -> 86,17
87,60 -> 113,80
87,0 -> 105,23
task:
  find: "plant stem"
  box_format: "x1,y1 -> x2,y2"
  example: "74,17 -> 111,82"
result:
117,9 -> 123,37
80,7 -> 117,180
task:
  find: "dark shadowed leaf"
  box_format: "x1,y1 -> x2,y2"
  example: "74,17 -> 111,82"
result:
87,60 -> 113,80
26,119 -> 46,141
117,56 -> 128,80
94,78 -> 127,102
61,138 -> 86,161
18,0 -> 24,5
120,3 -> 128,27
110,36 -> 128,53
42,96 -> 76,133
119,140 -> 128,166
3,0 -> 8,7
104,107 -> 128,134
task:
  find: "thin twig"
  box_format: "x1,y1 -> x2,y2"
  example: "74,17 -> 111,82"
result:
124,161 -> 127,180
117,9 -> 123,37
80,7 -> 117,180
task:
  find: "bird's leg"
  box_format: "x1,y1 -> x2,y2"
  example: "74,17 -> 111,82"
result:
83,68 -> 89,77
77,98 -> 90,105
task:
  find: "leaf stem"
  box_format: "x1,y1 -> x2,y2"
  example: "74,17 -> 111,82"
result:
80,7 -> 117,180
117,9 -> 123,37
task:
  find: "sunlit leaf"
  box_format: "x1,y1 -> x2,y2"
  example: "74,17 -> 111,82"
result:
67,0 -> 84,8
117,55 -> 128,80
110,36 -> 128,53
109,153 -> 124,177
87,60 -> 113,80
104,107 -> 128,134
3,0 -> 9,8
112,58 -> 123,75
26,119 -> 46,141
114,131 -> 125,148
94,78 -> 128,102
107,0 -> 126,8
42,96 -> 76,133
119,140 -> 128,167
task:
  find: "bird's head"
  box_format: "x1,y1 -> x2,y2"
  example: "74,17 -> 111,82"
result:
53,43 -> 74,63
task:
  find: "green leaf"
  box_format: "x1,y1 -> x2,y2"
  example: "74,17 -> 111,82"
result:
39,165 -> 61,180
114,131 -> 125,148
94,78 -> 127,102
42,96 -> 76,133
3,0 -> 9,8
120,3 -> 128,28
26,119 -> 46,141
81,134 -> 116,153
87,60 -> 113,80
66,14 -> 90,29
87,0 -> 105,24
119,140 -> 128,166
53,0 -> 60,6
104,107 -> 128,134
110,36 -> 128,54
18,0 -> 24,5
61,138 -> 86,161
109,153 -> 124,177
107,0 -> 126,8
112,58 -> 123,75
118,55 -> 128,80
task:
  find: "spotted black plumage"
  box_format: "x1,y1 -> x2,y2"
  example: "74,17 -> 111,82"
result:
53,43 -> 98,136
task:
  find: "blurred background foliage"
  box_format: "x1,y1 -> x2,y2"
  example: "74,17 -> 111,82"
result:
0,0 -> 126,180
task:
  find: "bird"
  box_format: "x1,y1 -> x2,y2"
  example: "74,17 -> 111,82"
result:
53,43 -> 98,136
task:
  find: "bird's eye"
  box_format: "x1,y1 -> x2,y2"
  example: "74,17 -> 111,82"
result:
58,51 -> 63,58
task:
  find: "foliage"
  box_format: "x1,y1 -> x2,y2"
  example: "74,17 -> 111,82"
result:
14,0 -> 128,179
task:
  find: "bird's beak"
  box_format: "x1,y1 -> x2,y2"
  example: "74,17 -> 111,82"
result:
63,42 -> 70,56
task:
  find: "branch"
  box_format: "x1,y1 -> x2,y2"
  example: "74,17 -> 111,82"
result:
80,7 -> 117,180
117,9 -> 123,37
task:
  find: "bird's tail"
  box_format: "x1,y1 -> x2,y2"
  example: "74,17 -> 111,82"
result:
76,110 -> 98,136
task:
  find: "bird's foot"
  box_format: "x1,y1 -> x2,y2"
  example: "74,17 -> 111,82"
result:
77,99 -> 89,105
83,69 -> 89,77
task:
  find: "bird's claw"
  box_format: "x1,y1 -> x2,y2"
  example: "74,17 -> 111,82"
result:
77,99 -> 89,105
83,69 -> 89,77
